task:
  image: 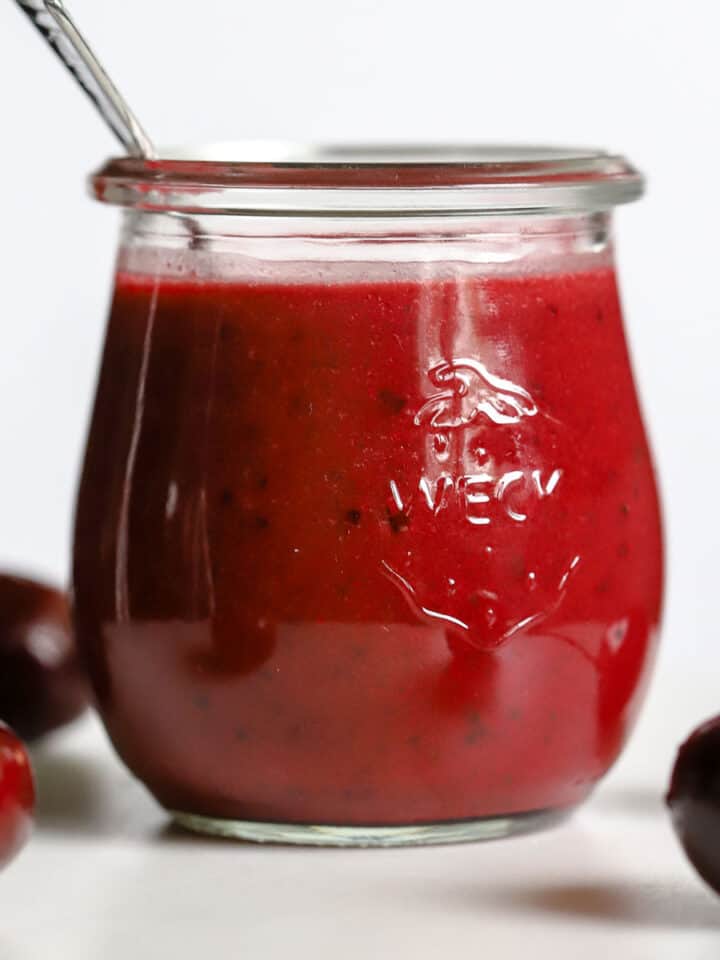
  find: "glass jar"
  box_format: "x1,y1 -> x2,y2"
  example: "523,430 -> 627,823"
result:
73,146 -> 663,846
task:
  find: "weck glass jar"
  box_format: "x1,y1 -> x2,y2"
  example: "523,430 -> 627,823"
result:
73,145 -> 663,845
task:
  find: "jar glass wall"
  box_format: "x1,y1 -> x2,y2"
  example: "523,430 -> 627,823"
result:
73,147 -> 663,845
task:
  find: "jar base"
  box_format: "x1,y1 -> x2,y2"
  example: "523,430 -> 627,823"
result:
170,806 -> 574,847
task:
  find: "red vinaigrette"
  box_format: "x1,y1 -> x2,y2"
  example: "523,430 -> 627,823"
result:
74,146 -> 663,845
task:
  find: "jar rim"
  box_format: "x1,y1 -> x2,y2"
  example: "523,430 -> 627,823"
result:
92,142 -> 644,217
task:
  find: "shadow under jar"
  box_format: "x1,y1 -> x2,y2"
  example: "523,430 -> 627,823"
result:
73,146 -> 663,846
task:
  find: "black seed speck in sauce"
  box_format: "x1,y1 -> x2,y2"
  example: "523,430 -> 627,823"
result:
378,389 -> 407,414
386,508 -> 410,533
289,394 -> 313,416
465,710 -> 487,745
345,508 -> 362,525
254,515 -> 270,530
220,489 -> 234,506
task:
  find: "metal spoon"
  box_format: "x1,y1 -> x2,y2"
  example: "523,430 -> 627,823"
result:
14,0 -> 156,158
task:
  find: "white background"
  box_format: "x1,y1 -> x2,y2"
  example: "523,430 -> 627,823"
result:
1,3 -> 720,955
0,0 -> 716,659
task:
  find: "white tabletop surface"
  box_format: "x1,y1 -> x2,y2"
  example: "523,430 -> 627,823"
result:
1,653 -> 718,960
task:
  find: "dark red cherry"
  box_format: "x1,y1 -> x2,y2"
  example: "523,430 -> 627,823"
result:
0,574 -> 88,740
667,715 -> 720,895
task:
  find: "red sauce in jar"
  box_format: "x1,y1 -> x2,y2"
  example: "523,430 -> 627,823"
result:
74,264 -> 662,825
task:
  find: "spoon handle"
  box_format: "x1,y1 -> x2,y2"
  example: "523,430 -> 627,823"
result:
14,0 -> 156,158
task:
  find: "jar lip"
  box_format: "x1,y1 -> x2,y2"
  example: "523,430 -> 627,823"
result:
92,142 -> 644,216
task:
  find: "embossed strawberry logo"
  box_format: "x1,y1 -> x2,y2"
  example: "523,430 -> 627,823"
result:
414,358 -> 538,430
